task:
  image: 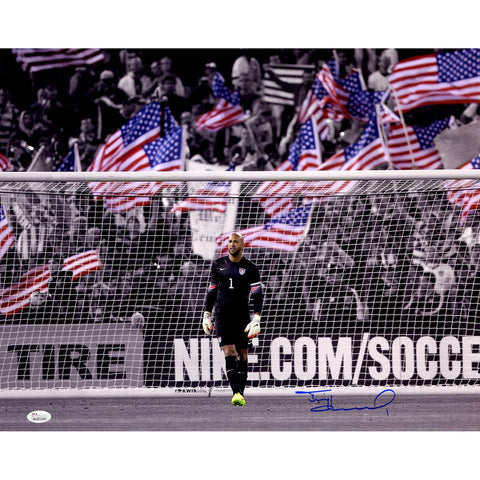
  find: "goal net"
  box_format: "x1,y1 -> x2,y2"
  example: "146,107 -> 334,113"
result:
1,170 -> 480,396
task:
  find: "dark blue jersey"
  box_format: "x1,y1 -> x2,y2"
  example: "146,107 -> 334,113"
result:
205,256 -> 263,314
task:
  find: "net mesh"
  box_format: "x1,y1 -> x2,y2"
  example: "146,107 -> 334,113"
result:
1,175 -> 480,392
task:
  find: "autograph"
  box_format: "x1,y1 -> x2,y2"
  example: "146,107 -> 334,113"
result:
295,389 -> 396,415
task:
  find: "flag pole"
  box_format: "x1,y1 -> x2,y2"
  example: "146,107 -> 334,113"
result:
390,86 -> 417,169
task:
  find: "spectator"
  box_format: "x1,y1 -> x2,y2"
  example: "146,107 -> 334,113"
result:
117,54 -> 153,100
68,116 -> 101,170
158,74 -> 188,122
0,88 -> 19,155
149,57 -> 186,99
231,50 -> 262,93
367,55 -> 391,92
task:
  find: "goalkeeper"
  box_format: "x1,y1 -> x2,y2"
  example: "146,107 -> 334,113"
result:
203,232 -> 263,407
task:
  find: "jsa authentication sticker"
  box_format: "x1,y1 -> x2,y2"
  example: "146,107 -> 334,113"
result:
27,410 -> 52,424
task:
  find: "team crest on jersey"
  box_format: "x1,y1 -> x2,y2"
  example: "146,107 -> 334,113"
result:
239,268 -> 246,275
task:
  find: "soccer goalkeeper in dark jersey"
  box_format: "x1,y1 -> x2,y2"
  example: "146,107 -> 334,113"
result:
203,232 -> 263,406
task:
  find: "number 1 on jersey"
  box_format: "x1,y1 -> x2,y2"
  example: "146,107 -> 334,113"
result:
229,277 -> 234,289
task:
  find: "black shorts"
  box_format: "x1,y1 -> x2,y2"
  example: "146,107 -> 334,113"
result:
214,308 -> 251,349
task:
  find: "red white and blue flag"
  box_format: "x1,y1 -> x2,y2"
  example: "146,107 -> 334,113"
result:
0,204 -> 15,261
88,103 -> 184,212
387,117 -> 450,170
195,72 -> 245,131
0,152 -> 11,172
170,163 -> 235,214
389,48 -> 480,113
256,118 -> 322,217
216,204 -> 312,254
57,144 -> 82,172
447,155 -> 480,225
13,48 -> 105,74
0,250 -> 102,316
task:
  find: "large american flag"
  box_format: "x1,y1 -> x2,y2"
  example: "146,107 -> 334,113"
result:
0,204 -> 15,261
13,48 -> 105,74
216,204 -> 312,254
389,48 -> 480,113
195,72 -> 245,131
0,250 -> 102,316
447,155 -> 480,225
88,102 -> 184,212
256,118 -> 322,217
262,63 -> 316,106
170,163 -> 235,214
387,118 -> 450,170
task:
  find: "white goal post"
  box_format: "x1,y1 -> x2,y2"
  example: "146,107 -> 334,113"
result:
1,169 -> 480,398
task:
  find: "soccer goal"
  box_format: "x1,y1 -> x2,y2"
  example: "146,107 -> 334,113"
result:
1,168 -> 480,398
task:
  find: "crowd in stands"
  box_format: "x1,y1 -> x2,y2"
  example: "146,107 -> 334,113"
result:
1,48 -> 480,347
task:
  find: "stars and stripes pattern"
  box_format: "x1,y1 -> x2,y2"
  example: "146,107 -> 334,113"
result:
13,48 -> 105,74
387,118 -> 450,170
0,250 -> 102,316
195,72 -> 245,131
87,103 -> 184,212
389,48 -> 480,113
216,204 -> 312,254
0,204 -> 15,261
256,118 -> 322,217
170,163 -> 235,214
57,144 -> 82,172
447,155 -> 480,225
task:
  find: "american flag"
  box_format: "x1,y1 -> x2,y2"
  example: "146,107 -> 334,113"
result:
216,204 -> 312,254
387,118 -> 450,170
447,155 -> 480,225
13,48 -> 105,74
63,249 -> 102,280
0,152 -> 11,171
195,72 -> 245,131
88,102 -> 184,212
170,163 -> 234,214
256,118 -> 322,217
0,250 -> 102,316
262,63 -> 316,106
57,144 -> 82,172
0,204 -> 15,261
295,112 -> 388,198
389,48 -> 480,113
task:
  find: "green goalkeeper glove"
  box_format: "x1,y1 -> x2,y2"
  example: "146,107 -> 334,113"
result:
245,313 -> 261,339
202,311 -> 213,335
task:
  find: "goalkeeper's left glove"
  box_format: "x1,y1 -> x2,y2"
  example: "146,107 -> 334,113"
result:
245,313 -> 261,339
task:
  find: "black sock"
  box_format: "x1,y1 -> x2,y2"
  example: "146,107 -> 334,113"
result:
225,355 -> 239,394
237,359 -> 248,396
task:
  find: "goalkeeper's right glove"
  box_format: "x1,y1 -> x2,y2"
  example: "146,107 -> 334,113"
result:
202,311 -> 213,335
245,313 -> 261,339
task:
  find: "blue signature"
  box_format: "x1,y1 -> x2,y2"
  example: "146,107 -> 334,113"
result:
295,389 -> 396,415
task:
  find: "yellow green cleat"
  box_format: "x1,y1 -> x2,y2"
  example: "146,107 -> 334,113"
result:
231,393 -> 246,406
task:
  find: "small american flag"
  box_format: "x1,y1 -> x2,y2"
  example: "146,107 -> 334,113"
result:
195,72 -> 245,131
256,118 -> 322,217
13,48 -> 105,74
57,144 -> 82,172
63,249 -> 102,280
390,48 -> 480,113
0,152 -> 12,171
387,118 -> 450,170
170,163 -> 234,214
216,204 -> 312,254
447,155 -> 480,225
0,250 -> 102,316
88,103 -> 184,212
0,204 -> 15,261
